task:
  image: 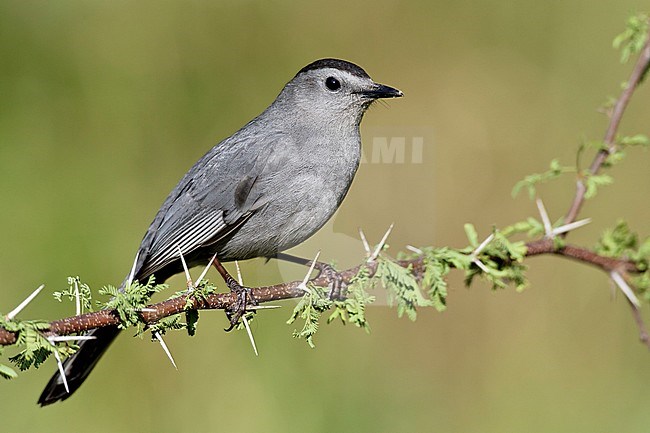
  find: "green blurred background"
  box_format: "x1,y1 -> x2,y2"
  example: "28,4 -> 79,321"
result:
1,1 -> 649,432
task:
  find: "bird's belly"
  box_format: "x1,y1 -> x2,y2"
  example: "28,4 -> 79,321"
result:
218,175 -> 345,260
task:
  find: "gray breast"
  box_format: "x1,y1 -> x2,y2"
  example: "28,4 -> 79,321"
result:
218,132 -> 361,260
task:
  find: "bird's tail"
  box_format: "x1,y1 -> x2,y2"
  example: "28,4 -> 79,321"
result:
38,250 -> 151,406
37,325 -> 121,406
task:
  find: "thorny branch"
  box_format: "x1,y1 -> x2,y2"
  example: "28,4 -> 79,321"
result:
0,239 -> 643,346
560,26 -> 650,347
564,27 -> 650,226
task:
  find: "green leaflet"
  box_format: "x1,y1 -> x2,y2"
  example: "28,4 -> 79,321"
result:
512,159 -> 573,200
376,257 -> 433,321
613,13 -> 649,64
328,266 -> 375,332
287,286 -> 331,348
0,363 -> 17,380
99,276 -> 167,329
3,319 -> 74,372
53,277 -> 94,314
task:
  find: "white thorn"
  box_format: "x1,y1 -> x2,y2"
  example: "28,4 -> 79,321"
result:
235,260 -> 257,356
469,232 -> 496,273
235,260 -> 244,286
195,252 -> 218,286
610,271 -> 641,307
52,346 -> 70,394
242,316 -> 258,356
536,198 -> 553,238
298,250 -> 321,293
369,223 -> 394,262
6,284 -> 44,320
54,350 -> 70,394
154,331 -> 178,370
406,245 -> 423,255
177,247 -> 193,290
472,258 -> 491,274
552,218 -> 592,236
126,252 -> 140,289
359,228 -> 371,255
47,335 -> 97,343
74,279 -> 81,316
470,233 -> 495,259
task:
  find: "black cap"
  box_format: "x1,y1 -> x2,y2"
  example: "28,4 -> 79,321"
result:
296,58 -> 371,79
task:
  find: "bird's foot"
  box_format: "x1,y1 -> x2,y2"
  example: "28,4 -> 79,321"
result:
210,256 -> 258,332
274,253 -> 347,300
315,263 -> 347,301
224,282 -> 257,332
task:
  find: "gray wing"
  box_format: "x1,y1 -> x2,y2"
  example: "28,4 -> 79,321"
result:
135,130 -> 283,279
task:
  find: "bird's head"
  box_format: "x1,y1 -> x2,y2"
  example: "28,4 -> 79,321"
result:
277,58 -> 402,126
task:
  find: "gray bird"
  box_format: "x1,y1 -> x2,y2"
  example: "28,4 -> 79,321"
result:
38,58 -> 402,405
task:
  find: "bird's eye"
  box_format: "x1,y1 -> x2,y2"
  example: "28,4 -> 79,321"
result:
325,76 -> 341,91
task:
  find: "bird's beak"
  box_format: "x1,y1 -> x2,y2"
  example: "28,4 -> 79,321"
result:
359,83 -> 403,99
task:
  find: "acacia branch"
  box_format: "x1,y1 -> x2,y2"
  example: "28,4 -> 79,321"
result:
564,28 -> 650,225
558,25 -> 650,348
0,240 -> 641,346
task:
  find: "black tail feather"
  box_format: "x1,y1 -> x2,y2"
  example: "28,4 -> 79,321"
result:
38,326 -> 120,406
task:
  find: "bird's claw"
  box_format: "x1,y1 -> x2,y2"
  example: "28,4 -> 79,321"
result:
271,252 -> 347,300
316,263 -> 347,301
224,282 -> 257,332
209,256 -> 258,332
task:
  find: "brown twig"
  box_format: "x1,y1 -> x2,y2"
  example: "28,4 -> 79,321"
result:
564,28 -> 650,226
525,238 -> 639,273
0,241 -> 640,346
559,26 -> 650,348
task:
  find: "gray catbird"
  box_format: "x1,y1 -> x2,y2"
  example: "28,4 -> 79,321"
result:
38,58 -> 402,405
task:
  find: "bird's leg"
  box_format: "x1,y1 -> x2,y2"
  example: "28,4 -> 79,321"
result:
273,252 -> 347,300
210,257 -> 257,331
